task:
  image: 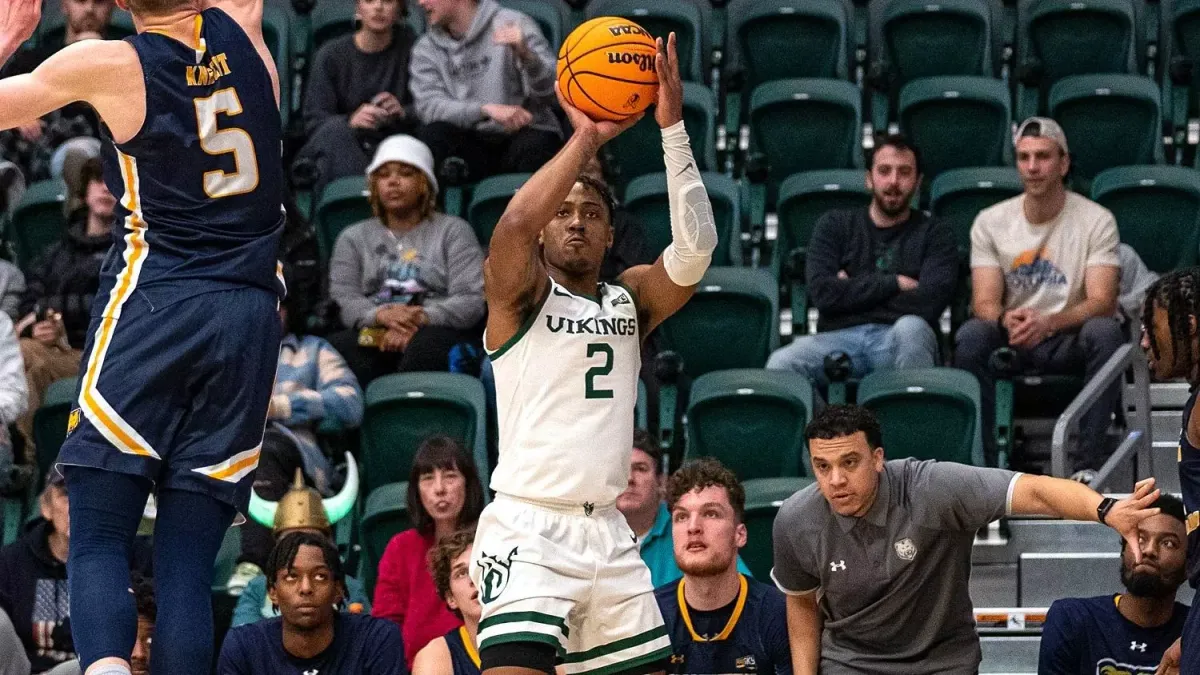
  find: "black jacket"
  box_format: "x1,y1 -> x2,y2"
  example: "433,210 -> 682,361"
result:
805,207 -> 959,332
19,215 -> 110,349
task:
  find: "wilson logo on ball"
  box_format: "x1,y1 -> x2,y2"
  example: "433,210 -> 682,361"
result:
607,51 -> 655,72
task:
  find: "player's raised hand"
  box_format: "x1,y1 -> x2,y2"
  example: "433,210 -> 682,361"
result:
1105,477 -> 1162,563
0,0 -> 40,51
555,82 -> 643,146
654,33 -> 683,128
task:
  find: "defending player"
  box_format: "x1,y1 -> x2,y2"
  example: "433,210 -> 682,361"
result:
0,0 -> 285,674
473,33 -> 716,675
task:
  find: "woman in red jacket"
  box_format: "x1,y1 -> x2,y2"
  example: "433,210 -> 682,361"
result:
373,435 -> 485,667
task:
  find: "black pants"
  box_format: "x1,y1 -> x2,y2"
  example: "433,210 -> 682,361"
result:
326,324 -> 466,389
417,121 -> 562,183
239,429 -> 305,569
953,316 -> 1125,471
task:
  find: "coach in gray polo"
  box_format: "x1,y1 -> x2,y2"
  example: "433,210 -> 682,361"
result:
772,405 -> 1162,675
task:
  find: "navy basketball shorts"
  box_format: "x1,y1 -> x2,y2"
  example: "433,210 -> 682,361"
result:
58,286 -> 282,512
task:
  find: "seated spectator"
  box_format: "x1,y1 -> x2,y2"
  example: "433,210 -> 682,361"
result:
374,435 -> 485,667
0,261 -> 25,322
218,532 -> 407,675
655,459 -> 791,673
1039,494 -> 1188,673
0,473 -> 151,673
954,118 -> 1123,476
227,288 -> 364,591
0,606 -> 30,675
0,313 -> 27,497
411,0 -> 561,181
328,136 -> 485,386
43,572 -> 155,675
619,431 -> 749,587
233,468 -> 370,625
299,0 -> 418,197
15,157 -> 111,454
767,135 -> 957,392
412,529 -> 480,675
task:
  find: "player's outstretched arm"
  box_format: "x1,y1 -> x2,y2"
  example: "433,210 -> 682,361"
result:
1009,475 -> 1162,561
618,33 -> 716,335
0,39 -> 136,133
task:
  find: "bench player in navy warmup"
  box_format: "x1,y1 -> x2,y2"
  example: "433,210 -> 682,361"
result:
0,0 -> 285,674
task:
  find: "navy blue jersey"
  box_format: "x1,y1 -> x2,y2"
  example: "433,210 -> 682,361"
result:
99,6 -> 284,312
445,626 -> 482,675
655,575 -> 792,675
1181,386 -> 1200,587
217,613 -> 407,675
1039,595 -> 1187,674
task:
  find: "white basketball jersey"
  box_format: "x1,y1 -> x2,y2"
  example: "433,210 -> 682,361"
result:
487,277 -> 641,506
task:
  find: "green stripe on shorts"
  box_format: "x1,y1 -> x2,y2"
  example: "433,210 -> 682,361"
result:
478,630 -> 564,653
479,610 -> 570,639
562,625 -> 668,664
572,644 -> 674,675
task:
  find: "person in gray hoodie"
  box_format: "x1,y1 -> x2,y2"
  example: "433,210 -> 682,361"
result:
410,0 -> 562,182
327,135 -> 486,387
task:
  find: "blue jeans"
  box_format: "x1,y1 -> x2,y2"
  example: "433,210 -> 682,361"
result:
765,315 -> 939,389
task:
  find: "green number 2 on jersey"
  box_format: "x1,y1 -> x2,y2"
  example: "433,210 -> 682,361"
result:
586,343 -> 614,399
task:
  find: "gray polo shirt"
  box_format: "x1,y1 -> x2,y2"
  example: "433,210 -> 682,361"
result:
771,458 -> 1019,674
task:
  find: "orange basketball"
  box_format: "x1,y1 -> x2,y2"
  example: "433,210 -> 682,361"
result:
557,17 -> 660,122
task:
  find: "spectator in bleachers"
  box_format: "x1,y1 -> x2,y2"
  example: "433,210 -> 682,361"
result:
328,135 -> 485,387
0,606 -> 30,675
0,472 -> 151,674
299,0 -> 418,198
226,285 -> 365,592
954,118 -> 1123,477
410,0 -> 561,181
655,458 -> 791,674
14,157 -> 110,456
412,528 -> 479,675
618,430 -> 750,587
233,468 -> 369,626
772,404 -> 1162,674
218,532 -> 407,674
374,435 -> 484,667
0,313 -> 27,498
0,262 -> 25,323
765,135 -> 958,392
43,572 -> 154,675
1039,494 -> 1187,674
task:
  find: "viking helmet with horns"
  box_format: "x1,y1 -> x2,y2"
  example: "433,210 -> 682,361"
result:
248,453 -> 359,532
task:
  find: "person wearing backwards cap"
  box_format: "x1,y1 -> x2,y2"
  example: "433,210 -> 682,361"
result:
953,117 -> 1124,479
232,462 -> 368,627
327,135 -> 486,387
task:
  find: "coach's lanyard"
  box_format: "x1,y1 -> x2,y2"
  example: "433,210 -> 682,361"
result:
678,574 -> 749,642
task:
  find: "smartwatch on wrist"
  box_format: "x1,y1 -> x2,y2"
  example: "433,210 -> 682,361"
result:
1097,497 -> 1118,525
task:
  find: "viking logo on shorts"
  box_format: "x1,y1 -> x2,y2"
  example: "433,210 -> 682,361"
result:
479,546 -> 519,603
894,537 -> 917,561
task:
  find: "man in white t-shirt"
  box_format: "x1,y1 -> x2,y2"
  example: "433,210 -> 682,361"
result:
953,117 -> 1123,479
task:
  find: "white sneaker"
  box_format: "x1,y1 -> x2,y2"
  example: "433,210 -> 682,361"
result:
226,562 -> 262,596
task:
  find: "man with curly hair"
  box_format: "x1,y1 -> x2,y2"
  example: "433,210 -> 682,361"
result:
414,529 -> 482,675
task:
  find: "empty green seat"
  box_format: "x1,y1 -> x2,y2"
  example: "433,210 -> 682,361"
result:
929,167 -> 1024,254
360,373 -> 488,497
1091,165 -> 1200,272
776,170 -> 872,256
499,0 -> 569,48
623,172 -> 742,267
857,367 -> 983,465
359,481 -> 411,597
315,176 -> 371,262
657,268 -> 779,378
726,0 -> 851,89
311,0 -> 357,54
11,179 -> 68,270
604,83 -> 717,188
33,377 -> 77,485
1048,74 -> 1163,184
749,79 -> 862,196
466,173 -> 532,249
899,76 -> 1012,181
585,0 -> 709,82
686,369 -> 814,480
741,476 -> 813,580
873,0 -> 996,83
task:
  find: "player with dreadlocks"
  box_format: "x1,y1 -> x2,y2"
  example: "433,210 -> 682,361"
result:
1140,266 -> 1200,674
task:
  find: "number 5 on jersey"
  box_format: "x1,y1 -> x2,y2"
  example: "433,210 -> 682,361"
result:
586,343 -> 614,399
194,88 -> 259,199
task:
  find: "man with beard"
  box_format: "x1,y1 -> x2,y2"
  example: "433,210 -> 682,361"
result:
766,134 -> 957,395
655,459 -> 791,674
1038,494 -> 1187,674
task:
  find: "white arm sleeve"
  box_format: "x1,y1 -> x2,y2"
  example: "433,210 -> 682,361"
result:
660,120 -> 717,286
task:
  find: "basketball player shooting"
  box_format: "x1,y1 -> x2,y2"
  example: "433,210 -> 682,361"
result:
472,32 -> 717,675
0,1 -> 285,674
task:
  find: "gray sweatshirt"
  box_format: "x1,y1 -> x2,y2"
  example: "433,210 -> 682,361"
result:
329,213 -> 485,331
409,0 -> 559,135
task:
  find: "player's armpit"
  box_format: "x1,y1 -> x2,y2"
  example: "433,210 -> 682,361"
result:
617,258 -> 696,335
0,39 -> 138,134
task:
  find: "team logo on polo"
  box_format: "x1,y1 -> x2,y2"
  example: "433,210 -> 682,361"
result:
478,547 -> 518,603
1097,657 -> 1154,674
894,537 -> 917,561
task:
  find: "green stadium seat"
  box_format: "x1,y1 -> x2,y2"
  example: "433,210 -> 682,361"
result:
872,0 -> 997,83
360,373 -> 488,497
741,476 -> 813,580
33,377 -> 78,487
623,172 -> 742,267
776,170 -> 871,257
315,176 -> 370,262
929,167 -> 1024,255
466,173 -> 532,249
657,267 -> 779,378
749,79 -> 862,197
1166,0 -> 1200,125
10,179 -> 68,270
857,367 -> 983,465
499,0 -> 570,48
898,76 -> 1012,182
585,0 -> 710,83
1048,74 -> 1163,184
686,369 -> 814,480
726,0 -> 852,90
359,481 -> 411,598
1091,165 -> 1200,272
603,83 -> 717,189
310,0 -> 357,54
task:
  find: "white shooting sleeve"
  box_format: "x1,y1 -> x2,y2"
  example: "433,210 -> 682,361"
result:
660,120 -> 717,286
